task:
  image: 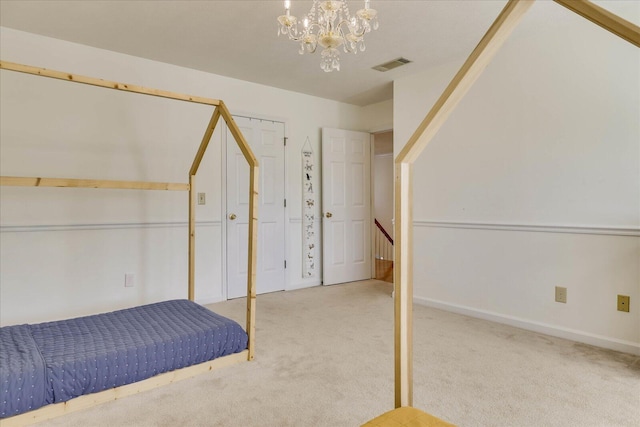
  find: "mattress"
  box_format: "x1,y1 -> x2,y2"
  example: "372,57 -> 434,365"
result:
0,300 -> 248,418
0,324 -> 48,418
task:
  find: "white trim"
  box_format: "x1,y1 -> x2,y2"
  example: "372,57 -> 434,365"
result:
414,296 -> 640,355
369,125 -> 393,134
413,220 -> 640,237
287,280 -> 322,291
195,295 -> 226,306
289,217 -> 303,223
0,220 -> 222,233
370,133 -> 377,279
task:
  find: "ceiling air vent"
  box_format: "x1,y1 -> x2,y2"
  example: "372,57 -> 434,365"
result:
372,57 -> 412,72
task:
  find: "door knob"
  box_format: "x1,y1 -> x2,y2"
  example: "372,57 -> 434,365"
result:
325,212 -> 333,218
229,213 -> 237,220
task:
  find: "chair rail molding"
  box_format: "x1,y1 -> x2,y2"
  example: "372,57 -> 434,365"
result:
1,220 -> 222,233
413,220 -> 639,237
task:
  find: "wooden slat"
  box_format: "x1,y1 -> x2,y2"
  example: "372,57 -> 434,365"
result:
216,100 -> 258,360
0,350 -> 248,427
394,162 -> 413,408
397,0 -> 535,165
189,107 -> 222,176
554,0 -> 640,47
393,0 -> 535,409
0,176 -> 189,191
246,165 -> 259,361
188,175 -> 196,301
187,107 -> 222,301
217,102 -> 259,168
0,61 -> 221,106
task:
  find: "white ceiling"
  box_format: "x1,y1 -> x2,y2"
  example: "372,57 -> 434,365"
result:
0,1 -> 636,106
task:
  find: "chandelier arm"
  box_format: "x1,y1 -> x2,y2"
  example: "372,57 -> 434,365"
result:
283,25 -> 303,42
283,22 -> 323,43
336,19 -> 368,39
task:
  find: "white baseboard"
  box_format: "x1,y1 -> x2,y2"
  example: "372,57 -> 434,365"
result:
196,295 -> 225,306
414,296 -> 640,356
287,280 -> 321,291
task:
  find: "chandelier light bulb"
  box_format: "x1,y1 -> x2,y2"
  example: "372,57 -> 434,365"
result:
277,0 -> 379,72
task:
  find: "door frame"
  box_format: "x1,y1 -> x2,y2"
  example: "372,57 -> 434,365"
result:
321,127 -> 374,286
370,127 -> 393,279
221,112 -> 289,300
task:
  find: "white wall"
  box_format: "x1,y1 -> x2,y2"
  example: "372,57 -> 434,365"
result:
363,99 -> 393,133
374,153 -> 394,235
0,27 -> 383,325
394,2 -> 639,354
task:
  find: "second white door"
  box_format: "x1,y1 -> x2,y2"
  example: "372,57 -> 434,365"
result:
322,127 -> 372,286
227,117 -> 286,299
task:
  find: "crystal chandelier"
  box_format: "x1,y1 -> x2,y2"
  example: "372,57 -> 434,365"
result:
277,0 -> 379,72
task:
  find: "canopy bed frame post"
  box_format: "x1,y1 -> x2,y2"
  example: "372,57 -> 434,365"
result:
0,61 -> 261,425
391,0 -> 638,414
186,101 -> 258,360
0,60 -> 259,359
188,107 -> 222,301
188,174 -> 197,299
393,0 -> 536,408
393,161 -> 413,408
218,102 -> 259,360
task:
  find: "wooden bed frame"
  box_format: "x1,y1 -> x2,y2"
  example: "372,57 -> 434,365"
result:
391,0 -> 639,414
0,62 -> 259,426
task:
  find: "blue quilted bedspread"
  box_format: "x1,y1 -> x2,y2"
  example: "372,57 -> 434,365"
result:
0,325 -> 47,418
0,300 -> 247,418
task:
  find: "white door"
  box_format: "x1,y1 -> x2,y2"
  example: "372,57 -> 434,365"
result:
322,127 -> 372,285
227,117 -> 286,299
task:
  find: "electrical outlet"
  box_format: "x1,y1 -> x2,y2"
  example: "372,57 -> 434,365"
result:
198,193 -> 206,205
555,286 -> 567,304
617,295 -> 630,312
125,273 -> 135,288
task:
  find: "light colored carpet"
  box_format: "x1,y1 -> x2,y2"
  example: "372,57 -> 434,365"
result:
35,280 -> 639,427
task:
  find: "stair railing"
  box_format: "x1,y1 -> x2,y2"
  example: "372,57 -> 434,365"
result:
374,218 -> 394,261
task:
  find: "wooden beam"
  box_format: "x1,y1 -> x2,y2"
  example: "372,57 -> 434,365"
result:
217,102 -> 259,168
188,175 -> 196,301
187,108 -> 222,301
0,61 -> 221,106
217,101 -> 259,361
246,165 -> 259,361
393,0 -> 535,408
397,0 -> 535,165
1,350 -> 248,427
554,0 -> 640,47
189,107 -> 222,176
394,162 -> 413,408
0,176 -> 189,191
